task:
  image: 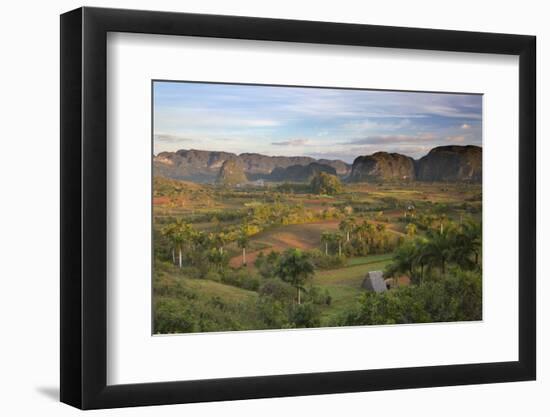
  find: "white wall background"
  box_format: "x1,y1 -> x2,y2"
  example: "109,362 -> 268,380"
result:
0,0 -> 546,415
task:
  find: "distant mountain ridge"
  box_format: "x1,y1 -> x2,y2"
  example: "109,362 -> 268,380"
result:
154,149 -> 351,183
154,145 -> 482,184
349,145 -> 482,183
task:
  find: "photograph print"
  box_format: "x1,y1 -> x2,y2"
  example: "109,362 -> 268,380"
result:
152,81 -> 482,335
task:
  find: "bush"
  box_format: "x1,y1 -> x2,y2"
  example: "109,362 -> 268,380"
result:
222,269 -> 261,291
258,279 -> 294,302
305,286 -> 332,305
310,251 -> 347,270
204,270 -> 222,282
255,297 -> 289,328
154,298 -> 199,334
335,269 -> 482,326
288,303 -> 321,328
255,250 -> 280,278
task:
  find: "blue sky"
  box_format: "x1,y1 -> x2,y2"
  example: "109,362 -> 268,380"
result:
153,81 -> 482,162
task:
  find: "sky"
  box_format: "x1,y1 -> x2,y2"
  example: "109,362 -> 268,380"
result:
153,81 -> 482,162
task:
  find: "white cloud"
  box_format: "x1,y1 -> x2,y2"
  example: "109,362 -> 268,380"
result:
461,123 -> 472,129
272,138 -> 311,146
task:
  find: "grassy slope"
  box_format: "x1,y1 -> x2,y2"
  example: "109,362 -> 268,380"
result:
183,277 -> 258,303
313,257 -> 393,323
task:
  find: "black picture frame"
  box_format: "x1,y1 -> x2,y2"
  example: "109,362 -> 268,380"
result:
60,6 -> 536,410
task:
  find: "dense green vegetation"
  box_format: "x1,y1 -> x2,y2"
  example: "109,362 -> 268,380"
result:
153,174 -> 482,333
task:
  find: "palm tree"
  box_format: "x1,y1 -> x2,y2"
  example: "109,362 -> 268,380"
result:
162,219 -> 193,269
212,231 -> 229,255
275,249 -> 315,304
413,237 -> 429,284
237,224 -> 250,266
353,222 -> 365,242
334,232 -> 344,257
354,220 -> 371,243
450,220 -> 481,269
161,223 -> 177,264
321,231 -> 332,256
385,241 -> 416,282
462,220 -> 482,266
339,218 -> 354,242
425,227 -> 453,276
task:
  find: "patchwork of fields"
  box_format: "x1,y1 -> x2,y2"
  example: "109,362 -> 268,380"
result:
153,178 -> 482,333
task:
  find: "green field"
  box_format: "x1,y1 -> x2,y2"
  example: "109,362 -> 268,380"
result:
153,176 -> 482,333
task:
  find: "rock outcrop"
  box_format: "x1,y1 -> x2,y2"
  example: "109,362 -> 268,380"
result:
416,145 -> 482,182
348,152 -> 416,182
268,162 -> 337,182
216,159 -> 247,186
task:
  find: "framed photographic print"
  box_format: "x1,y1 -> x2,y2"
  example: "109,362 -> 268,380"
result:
60,7 -> 536,409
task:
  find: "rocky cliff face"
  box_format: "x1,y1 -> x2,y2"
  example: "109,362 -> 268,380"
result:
239,153 -> 316,175
216,159 -> 247,186
154,149 -> 238,183
416,145 -> 482,182
348,152 -> 416,182
348,146 -> 482,183
154,149 -> 350,182
268,162 -> 337,182
155,145 -> 482,184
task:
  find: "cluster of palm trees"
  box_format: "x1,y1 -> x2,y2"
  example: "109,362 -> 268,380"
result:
161,219 -> 253,269
386,220 -> 481,285
320,217 -> 392,257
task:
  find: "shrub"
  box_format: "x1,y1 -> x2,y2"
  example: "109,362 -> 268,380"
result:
204,270 -> 222,282
310,251 -> 347,270
222,269 -> 261,291
288,303 -> 321,328
335,269 -> 482,326
255,250 -> 281,278
258,279 -> 294,302
305,286 -> 332,305
255,297 -> 289,328
154,298 -> 199,334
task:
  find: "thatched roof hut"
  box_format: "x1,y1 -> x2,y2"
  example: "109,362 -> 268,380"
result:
361,271 -> 387,293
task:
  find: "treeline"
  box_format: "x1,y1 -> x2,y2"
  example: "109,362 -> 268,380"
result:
385,220 -> 481,285
316,217 -> 404,262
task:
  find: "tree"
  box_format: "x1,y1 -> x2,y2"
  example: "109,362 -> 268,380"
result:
161,222 -> 177,264
406,223 -> 417,238
339,217 -> 355,242
320,231 -> 332,256
211,231 -> 230,255
334,232 -> 344,257
413,238 -> 430,284
161,219 -> 193,269
425,227 -> 453,276
354,220 -> 372,243
275,249 -> 315,305
237,224 -> 250,266
385,241 -> 416,282
460,220 -> 482,266
310,172 -> 343,195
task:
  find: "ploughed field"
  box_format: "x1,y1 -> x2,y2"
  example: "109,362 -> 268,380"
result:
153,177 -> 482,333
